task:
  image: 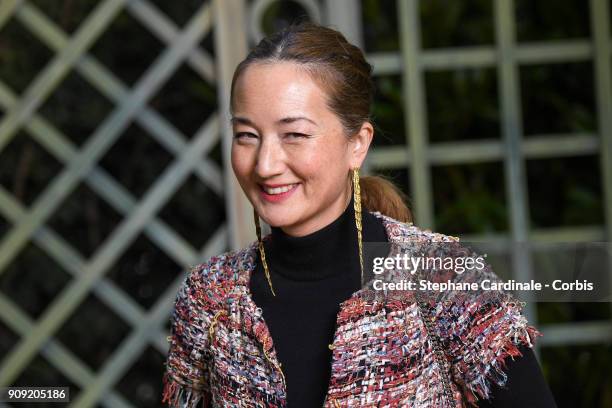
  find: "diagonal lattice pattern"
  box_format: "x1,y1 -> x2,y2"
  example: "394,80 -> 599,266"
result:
0,0 -> 228,406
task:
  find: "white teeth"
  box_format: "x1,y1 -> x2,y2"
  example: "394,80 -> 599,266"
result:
263,184 -> 297,195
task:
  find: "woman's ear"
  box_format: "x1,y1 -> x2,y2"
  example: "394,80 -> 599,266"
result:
349,121 -> 374,169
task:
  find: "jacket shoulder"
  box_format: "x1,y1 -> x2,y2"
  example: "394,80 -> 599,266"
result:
190,247 -> 245,282
369,210 -> 460,244
183,244 -> 255,308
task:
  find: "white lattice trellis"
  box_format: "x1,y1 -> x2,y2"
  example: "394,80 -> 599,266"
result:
0,1 -> 232,407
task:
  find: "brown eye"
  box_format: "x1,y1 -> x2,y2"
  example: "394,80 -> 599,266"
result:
286,133 -> 308,138
234,132 -> 257,139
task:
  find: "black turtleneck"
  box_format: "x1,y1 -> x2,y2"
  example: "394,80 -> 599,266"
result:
249,195 -> 556,407
249,194 -> 387,406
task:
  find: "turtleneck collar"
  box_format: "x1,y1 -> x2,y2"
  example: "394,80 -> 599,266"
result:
266,194 -> 360,282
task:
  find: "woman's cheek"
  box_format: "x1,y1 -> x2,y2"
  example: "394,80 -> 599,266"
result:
232,145 -> 251,173
231,158 -> 253,196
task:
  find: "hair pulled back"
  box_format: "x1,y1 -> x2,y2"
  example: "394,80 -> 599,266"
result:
230,20 -> 412,223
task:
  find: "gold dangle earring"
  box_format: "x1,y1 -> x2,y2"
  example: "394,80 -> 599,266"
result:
352,167 -> 364,285
253,209 -> 276,296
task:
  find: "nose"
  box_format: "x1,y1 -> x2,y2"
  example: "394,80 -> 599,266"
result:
255,137 -> 285,179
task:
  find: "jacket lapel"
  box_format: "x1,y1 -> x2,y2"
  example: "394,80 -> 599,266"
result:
230,212 -> 414,403
236,211 -> 413,333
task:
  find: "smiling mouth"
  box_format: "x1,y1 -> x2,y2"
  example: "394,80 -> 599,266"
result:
259,183 -> 300,195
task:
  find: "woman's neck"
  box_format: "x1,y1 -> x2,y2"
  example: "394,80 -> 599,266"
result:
267,194 -> 359,281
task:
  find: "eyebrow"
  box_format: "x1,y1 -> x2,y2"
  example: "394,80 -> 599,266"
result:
230,116 -> 318,126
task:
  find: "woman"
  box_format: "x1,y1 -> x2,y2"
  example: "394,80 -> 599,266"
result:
162,21 -> 556,407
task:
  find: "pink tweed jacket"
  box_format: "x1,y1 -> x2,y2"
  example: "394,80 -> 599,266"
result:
162,211 -> 541,407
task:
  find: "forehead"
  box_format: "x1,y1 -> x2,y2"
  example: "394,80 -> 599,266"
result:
232,61 -> 331,121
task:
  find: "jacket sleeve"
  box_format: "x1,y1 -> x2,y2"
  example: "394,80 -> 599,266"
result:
424,239 -> 545,407
162,264 -> 213,407
475,344 -> 558,407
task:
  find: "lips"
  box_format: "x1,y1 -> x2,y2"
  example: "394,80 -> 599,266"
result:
258,183 -> 299,203
260,183 -> 299,195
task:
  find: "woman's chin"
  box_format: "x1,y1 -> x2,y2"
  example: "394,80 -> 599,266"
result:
255,209 -> 300,228
259,216 -> 295,228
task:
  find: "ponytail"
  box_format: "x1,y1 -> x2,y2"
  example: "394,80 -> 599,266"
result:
360,175 -> 412,223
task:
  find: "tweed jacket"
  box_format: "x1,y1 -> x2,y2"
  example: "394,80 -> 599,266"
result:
162,211 -> 541,408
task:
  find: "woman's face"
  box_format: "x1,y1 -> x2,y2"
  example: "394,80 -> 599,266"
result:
230,61 -> 369,237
